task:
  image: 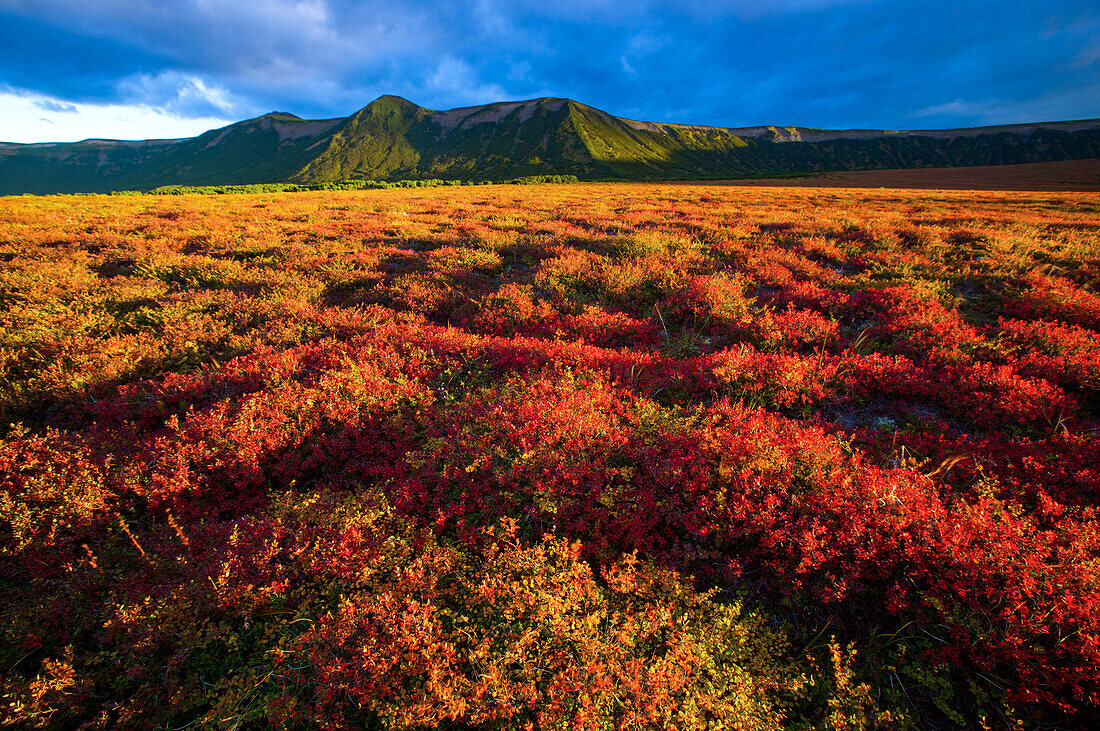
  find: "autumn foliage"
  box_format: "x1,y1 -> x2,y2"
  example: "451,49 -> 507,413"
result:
1,183 -> 1098,728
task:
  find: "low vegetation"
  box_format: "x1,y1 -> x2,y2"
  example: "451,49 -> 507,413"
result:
121,175 -> 579,196
1,182 -> 1098,728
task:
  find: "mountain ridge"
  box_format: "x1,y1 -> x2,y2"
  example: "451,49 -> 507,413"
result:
2,94 -> 1098,194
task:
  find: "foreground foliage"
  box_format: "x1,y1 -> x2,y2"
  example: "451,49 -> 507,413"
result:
1,183 -> 1098,728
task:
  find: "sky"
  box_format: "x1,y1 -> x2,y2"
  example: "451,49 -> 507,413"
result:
1,0 -> 1097,143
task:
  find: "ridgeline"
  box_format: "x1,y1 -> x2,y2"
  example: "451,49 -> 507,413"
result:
2,94 -> 1098,194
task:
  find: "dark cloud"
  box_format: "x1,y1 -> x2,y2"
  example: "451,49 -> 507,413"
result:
0,0 -> 1096,131
0,12 -> 170,100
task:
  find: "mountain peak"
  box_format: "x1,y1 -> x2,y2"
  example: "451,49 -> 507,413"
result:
262,111 -> 304,121
363,95 -> 423,110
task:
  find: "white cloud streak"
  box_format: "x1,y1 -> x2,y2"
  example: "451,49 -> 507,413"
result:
0,86 -> 232,143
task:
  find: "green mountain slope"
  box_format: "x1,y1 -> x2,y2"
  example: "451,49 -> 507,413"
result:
292,96 -> 428,181
563,103 -> 1100,179
292,96 -> 609,183
127,112 -> 344,187
0,112 -> 341,194
0,139 -> 181,195
2,95 -> 1098,194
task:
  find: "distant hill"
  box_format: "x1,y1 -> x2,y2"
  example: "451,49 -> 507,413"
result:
2,95 -> 1098,194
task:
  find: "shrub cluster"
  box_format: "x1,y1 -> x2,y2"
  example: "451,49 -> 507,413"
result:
137,175 -> 580,197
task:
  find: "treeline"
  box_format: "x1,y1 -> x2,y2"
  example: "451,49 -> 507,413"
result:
110,175 -> 580,196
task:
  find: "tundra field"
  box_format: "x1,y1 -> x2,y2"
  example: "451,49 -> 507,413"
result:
1,182 -> 1099,729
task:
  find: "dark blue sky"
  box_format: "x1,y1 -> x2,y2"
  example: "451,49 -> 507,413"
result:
1,0 -> 1098,142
